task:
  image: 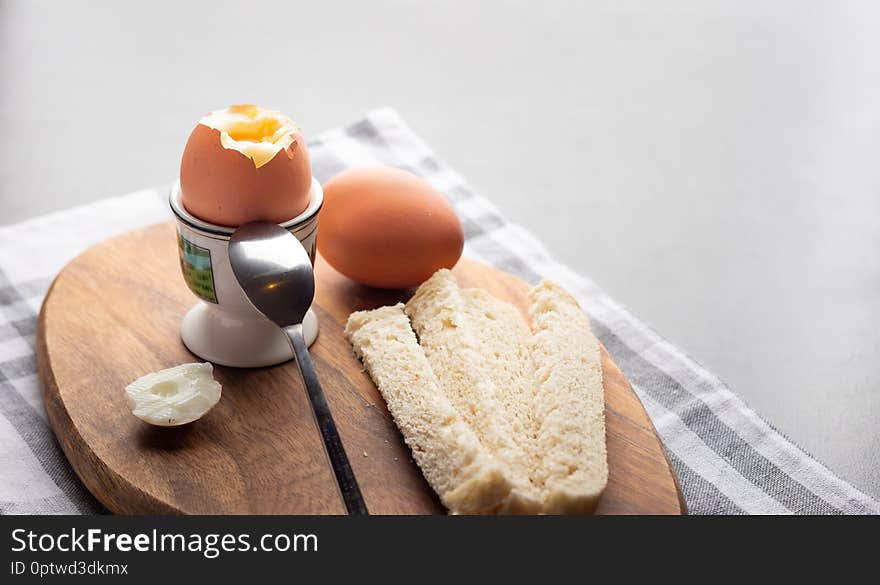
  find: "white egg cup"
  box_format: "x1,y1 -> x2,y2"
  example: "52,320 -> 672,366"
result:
169,179 -> 322,368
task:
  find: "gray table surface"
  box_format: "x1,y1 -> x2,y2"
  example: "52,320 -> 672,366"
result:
2,0 -> 878,499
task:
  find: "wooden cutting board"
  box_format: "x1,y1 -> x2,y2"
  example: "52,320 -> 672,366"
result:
37,221 -> 685,515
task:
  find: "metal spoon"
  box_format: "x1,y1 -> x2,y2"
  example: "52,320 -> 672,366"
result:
228,221 -> 368,515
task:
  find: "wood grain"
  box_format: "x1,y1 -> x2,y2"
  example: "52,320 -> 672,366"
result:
37,221 -> 685,515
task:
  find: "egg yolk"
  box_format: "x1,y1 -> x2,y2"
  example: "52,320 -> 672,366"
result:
199,104 -> 299,168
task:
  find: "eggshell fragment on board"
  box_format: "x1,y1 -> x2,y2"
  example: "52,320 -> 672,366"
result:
317,167 -> 465,289
125,362 -> 221,427
179,104 -> 312,227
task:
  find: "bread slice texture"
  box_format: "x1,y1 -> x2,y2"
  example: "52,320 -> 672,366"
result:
529,281 -> 608,513
460,289 -> 535,434
405,270 -> 542,513
346,270 -> 608,514
345,303 -> 512,514
459,288 -> 538,480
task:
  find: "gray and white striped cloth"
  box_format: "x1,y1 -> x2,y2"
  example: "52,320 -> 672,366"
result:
1,108 -> 876,515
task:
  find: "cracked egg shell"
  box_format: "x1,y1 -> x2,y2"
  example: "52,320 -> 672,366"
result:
180,104 -> 312,227
125,362 -> 221,427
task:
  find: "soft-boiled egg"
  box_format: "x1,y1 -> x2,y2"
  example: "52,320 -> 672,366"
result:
180,104 -> 312,226
318,167 -> 464,288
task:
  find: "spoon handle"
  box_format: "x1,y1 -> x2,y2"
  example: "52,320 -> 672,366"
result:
285,324 -> 368,515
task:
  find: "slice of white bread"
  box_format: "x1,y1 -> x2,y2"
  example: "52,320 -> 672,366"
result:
405,271 -> 542,513
346,270 -> 607,514
345,303 -> 512,514
460,288 -> 537,469
529,281 -> 608,514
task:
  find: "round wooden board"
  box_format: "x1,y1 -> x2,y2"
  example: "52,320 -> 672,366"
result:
37,221 -> 685,515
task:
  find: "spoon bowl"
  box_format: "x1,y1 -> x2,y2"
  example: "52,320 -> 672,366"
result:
228,222 -> 315,328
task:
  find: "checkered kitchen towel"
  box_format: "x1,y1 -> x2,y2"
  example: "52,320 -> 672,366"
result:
1,108 -> 877,515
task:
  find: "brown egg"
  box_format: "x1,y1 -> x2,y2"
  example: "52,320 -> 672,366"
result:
180,104 -> 312,226
318,167 -> 464,288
